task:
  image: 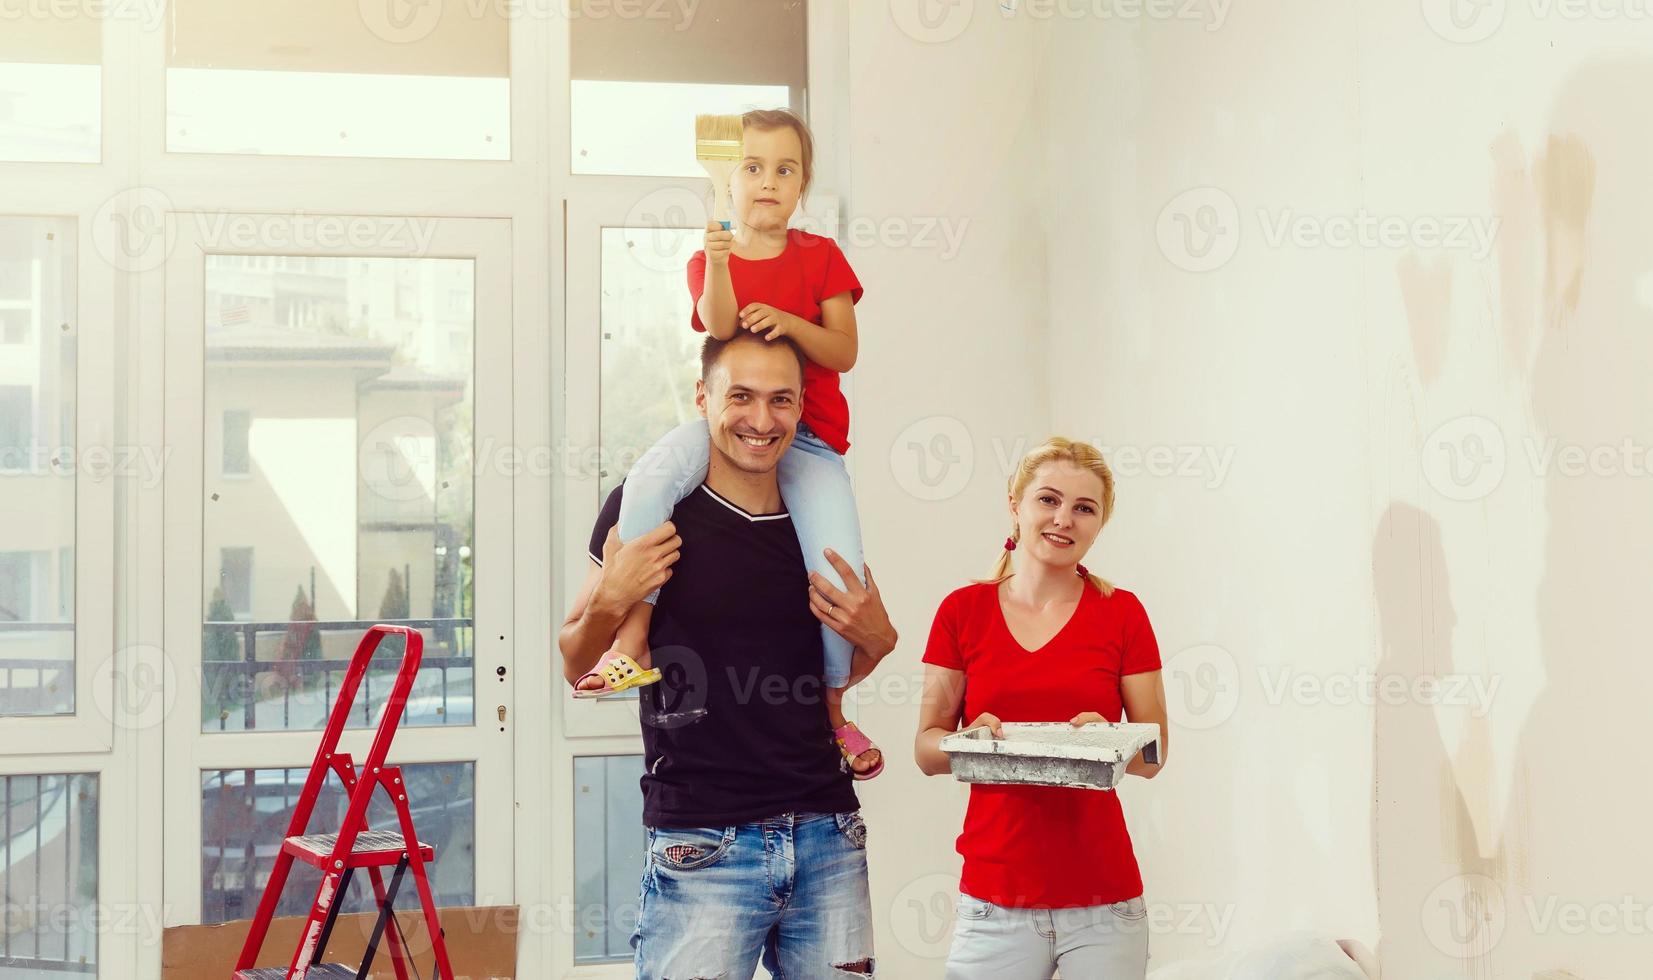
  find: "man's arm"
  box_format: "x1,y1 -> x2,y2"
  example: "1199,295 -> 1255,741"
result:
558,523 -> 681,687
558,559 -> 622,687
807,550 -> 898,683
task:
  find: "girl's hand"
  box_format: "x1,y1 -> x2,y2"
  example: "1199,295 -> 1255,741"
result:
704,221 -> 734,266
1070,712 -> 1108,727
964,712 -> 1004,738
738,302 -> 801,340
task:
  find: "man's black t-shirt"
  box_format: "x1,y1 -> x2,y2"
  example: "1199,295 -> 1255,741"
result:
588,481 -> 858,828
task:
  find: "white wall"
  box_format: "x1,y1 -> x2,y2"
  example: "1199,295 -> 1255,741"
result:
1043,0 -> 1381,967
843,5 -> 1053,978
1038,1 -> 1653,977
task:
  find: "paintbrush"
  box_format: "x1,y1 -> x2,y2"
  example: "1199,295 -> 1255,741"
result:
695,113 -> 744,231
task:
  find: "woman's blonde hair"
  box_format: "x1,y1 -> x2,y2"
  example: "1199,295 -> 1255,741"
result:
742,107 -> 815,200
982,437 -> 1116,595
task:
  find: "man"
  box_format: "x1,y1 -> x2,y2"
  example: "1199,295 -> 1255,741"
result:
559,330 -> 896,979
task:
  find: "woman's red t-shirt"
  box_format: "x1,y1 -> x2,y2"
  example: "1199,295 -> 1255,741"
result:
687,229 -> 863,454
922,580 -> 1162,908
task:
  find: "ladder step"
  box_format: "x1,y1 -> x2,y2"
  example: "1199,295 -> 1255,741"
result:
234,964 -> 358,980
283,829 -> 435,869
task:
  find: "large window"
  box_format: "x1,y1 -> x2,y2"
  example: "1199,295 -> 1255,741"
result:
166,1 -> 508,159
199,255 -> 476,733
570,0 -> 806,176
0,218 -> 75,718
166,216 -> 514,950
0,1 -> 832,972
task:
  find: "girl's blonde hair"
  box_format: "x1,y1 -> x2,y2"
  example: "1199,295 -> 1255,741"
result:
982,437 -> 1116,595
742,108 -> 815,200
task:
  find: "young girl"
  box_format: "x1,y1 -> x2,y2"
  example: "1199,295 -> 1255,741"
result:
573,108 -> 883,779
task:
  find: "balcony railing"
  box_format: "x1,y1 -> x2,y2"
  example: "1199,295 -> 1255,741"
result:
0,622 -> 75,717
201,617 -> 474,732
0,619 -> 476,730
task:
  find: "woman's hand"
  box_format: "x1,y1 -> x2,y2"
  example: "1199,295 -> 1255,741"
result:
739,302 -> 804,340
964,712 -> 1004,738
704,220 -> 734,266
1069,711 -> 1107,727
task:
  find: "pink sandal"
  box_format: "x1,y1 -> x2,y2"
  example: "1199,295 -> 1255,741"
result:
572,650 -> 662,700
833,722 -> 885,780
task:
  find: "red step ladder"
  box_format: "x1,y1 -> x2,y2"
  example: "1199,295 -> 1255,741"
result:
234,624 -> 454,980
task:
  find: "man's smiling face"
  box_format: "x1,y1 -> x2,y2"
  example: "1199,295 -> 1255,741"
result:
697,336 -> 805,475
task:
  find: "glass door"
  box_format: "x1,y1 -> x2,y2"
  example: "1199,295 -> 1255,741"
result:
159,214 -> 515,932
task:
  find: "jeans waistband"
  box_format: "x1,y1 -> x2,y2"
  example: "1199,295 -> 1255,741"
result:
793,422 -> 833,451
755,810 -> 837,827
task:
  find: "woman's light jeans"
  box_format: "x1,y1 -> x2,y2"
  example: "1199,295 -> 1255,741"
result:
944,892 -> 1150,980
617,419 -> 862,687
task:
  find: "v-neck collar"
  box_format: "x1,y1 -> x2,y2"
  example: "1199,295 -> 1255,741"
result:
698,483 -> 789,521
993,579 -> 1088,654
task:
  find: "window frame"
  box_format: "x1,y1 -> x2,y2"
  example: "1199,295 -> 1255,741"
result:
0,213 -> 114,757
159,212 -> 518,932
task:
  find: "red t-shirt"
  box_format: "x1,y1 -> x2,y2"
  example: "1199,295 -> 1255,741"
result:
922,580 -> 1163,908
687,229 -> 864,454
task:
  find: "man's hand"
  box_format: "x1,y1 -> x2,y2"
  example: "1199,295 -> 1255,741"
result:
591,523 -> 681,615
964,712 -> 1004,738
1070,712 -> 1107,727
808,551 -> 897,660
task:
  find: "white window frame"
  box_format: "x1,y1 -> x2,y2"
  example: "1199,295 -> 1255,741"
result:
0,21 -> 147,980
159,212 -> 517,929
0,211 -> 117,757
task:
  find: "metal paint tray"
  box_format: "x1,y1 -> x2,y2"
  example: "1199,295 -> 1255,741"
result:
941,722 -> 1161,791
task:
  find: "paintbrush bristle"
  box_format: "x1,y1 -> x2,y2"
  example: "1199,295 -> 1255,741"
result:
695,113 -> 745,161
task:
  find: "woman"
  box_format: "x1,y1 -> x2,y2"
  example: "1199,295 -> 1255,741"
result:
915,437 -> 1170,979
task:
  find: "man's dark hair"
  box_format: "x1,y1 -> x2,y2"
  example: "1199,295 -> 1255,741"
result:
700,331 -> 808,390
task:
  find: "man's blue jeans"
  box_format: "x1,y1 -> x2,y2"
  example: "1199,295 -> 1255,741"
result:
632,811 -> 876,979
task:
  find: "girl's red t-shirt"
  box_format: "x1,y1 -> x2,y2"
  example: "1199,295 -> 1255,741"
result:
922,580 -> 1163,908
687,229 -> 864,454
